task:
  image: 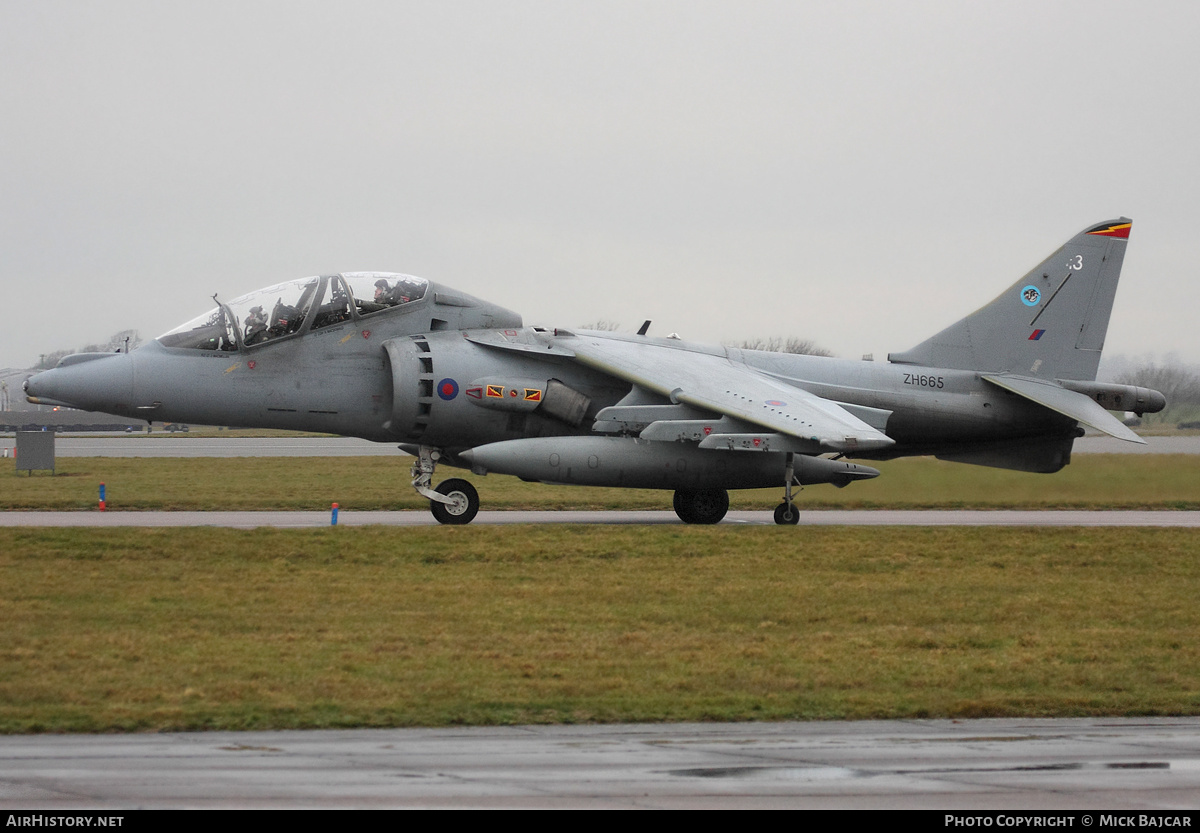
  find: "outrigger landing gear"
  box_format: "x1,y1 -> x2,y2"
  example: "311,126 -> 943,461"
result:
774,452 -> 800,525
411,446 -> 480,525
673,489 -> 729,524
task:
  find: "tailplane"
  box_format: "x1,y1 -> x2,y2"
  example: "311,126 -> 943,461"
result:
888,219 -> 1132,381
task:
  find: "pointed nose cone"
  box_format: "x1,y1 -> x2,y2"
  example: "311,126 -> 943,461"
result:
25,353 -> 135,415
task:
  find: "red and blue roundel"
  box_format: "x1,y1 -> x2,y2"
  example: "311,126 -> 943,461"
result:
766,399 -> 787,407
437,378 -> 459,401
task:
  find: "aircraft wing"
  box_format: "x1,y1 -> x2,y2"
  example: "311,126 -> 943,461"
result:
546,332 -> 894,454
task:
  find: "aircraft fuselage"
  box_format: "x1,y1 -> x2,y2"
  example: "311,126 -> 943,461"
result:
24,220 -> 1166,523
29,320 -> 1078,462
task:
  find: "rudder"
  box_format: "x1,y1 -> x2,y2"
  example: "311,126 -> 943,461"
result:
888,219 -> 1132,381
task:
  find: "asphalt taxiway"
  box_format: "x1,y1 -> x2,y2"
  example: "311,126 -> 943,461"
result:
3,509 -> 1200,527
9,434 -> 1200,457
3,718 -> 1200,809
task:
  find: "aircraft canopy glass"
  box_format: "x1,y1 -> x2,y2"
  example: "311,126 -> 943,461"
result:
342,272 -> 428,315
157,273 -> 429,351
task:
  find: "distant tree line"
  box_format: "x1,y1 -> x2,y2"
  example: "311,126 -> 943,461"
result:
732,336 -> 834,357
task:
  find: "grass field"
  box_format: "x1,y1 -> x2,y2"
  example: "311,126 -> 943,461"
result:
2,525 -> 1199,733
3,453 -> 1199,511
3,453 -> 1198,733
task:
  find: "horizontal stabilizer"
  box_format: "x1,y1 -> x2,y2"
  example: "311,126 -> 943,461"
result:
981,374 -> 1145,444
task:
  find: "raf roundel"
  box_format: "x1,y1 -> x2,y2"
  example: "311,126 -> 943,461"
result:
437,378 -> 459,401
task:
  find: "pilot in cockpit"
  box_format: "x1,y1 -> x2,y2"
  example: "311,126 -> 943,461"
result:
244,305 -> 268,345
374,278 -> 394,304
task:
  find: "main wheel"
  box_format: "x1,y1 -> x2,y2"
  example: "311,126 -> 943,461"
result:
774,502 -> 800,525
430,478 -> 480,525
672,489 -> 729,524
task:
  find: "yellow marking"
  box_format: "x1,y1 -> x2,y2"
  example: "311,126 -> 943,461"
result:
339,333 -> 355,344
1087,222 -> 1132,236
224,364 -> 240,373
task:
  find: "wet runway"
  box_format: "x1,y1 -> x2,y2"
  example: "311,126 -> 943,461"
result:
4,509 -> 1200,527
3,718 -> 1200,809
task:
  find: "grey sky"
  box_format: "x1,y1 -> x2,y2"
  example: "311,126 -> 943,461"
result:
3,0 -> 1198,370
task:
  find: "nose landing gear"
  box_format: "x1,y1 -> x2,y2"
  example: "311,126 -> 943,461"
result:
411,446 -> 481,525
430,478 -> 480,525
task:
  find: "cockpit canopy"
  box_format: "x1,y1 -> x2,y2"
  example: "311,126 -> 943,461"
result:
158,272 -> 428,351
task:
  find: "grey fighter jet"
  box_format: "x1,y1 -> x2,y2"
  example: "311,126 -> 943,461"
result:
25,219 -> 1165,525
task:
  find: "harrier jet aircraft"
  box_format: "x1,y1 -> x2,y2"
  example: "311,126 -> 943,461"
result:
26,218 -> 1165,524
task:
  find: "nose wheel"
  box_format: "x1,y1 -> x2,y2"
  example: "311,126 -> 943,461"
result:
430,478 -> 480,525
412,446 -> 482,525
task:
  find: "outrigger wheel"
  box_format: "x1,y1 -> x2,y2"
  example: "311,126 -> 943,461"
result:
430,478 -> 480,525
774,451 -> 800,525
672,489 -> 729,524
774,502 -> 800,525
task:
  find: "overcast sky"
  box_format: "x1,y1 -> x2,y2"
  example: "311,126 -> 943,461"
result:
3,0 -> 1198,371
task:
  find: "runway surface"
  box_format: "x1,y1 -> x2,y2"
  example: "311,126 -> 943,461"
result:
3,718 -> 1200,809
5,509 -> 1200,527
6,438 -> 1196,809
8,434 -> 1200,457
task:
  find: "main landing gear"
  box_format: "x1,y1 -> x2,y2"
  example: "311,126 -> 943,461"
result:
412,446 -> 480,525
674,455 -> 802,526
672,489 -> 729,524
414,445 -> 803,527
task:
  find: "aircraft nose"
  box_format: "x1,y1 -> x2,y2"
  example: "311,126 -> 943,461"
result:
24,353 -> 135,414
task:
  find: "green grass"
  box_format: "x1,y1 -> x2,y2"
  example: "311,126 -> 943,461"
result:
3,454 -> 1198,510
4,453 -> 1197,733
2,526 -> 1199,733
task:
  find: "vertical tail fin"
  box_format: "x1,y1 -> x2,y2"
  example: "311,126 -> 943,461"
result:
888,219 -> 1132,381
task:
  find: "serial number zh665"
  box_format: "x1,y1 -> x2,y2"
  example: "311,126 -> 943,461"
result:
903,373 -> 944,389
